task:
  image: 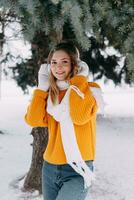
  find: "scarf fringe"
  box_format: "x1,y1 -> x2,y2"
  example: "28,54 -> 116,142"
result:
69,161 -> 95,189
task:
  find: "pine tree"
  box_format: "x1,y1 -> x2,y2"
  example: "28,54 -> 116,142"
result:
1,0 -> 134,89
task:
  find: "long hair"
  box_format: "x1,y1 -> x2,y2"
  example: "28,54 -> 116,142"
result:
47,41 -> 79,104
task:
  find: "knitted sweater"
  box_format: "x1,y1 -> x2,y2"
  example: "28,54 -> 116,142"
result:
25,75 -> 100,164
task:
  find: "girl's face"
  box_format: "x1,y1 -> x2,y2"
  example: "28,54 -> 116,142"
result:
50,50 -> 72,81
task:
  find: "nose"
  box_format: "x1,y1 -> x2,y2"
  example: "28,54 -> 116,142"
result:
56,63 -> 63,70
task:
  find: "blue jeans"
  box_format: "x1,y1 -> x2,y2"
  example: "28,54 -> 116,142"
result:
42,160 -> 94,200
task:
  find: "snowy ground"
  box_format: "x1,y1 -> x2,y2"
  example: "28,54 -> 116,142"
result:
0,79 -> 134,200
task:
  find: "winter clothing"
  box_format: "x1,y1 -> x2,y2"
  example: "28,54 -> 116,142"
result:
25,60 -> 105,197
25,75 -> 101,165
38,64 -> 50,91
47,77 -> 95,188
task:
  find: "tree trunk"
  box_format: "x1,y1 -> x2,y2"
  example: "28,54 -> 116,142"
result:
23,127 -> 48,193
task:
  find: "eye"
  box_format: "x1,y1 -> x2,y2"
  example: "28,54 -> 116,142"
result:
51,61 -> 57,65
62,60 -> 68,64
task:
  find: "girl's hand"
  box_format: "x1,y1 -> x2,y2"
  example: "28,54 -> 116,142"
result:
77,60 -> 90,78
38,64 -> 50,91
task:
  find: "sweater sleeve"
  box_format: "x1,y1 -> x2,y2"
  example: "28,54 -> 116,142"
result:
69,75 -> 97,125
24,89 -> 48,127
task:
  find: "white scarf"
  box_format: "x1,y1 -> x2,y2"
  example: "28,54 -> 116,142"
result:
46,61 -> 105,188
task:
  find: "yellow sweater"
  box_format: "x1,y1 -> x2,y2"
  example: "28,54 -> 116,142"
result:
25,76 -> 100,164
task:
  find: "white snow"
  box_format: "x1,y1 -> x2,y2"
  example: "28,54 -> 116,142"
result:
0,78 -> 134,200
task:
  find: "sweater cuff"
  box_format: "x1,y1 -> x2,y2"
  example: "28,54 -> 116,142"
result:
69,75 -> 88,91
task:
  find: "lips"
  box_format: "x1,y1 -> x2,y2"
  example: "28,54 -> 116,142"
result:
56,72 -> 64,75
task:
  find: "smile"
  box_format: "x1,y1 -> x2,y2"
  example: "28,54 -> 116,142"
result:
56,72 -> 65,75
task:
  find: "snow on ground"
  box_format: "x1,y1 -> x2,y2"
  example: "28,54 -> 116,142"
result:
89,116 -> 134,200
0,78 -> 134,200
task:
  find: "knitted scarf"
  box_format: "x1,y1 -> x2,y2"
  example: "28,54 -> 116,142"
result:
47,84 -> 96,189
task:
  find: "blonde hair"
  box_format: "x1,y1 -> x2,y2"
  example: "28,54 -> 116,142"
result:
47,41 -> 79,104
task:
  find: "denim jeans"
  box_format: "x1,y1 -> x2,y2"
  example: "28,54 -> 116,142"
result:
42,160 -> 94,200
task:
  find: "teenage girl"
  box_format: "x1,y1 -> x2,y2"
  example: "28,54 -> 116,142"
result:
25,41 -> 103,200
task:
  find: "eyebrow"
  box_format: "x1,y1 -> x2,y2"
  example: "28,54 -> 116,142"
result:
51,58 -> 69,61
